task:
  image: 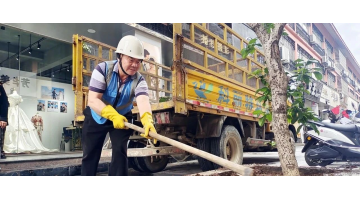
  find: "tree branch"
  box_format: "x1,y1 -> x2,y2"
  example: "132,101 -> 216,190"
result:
270,23 -> 287,41
246,23 -> 266,43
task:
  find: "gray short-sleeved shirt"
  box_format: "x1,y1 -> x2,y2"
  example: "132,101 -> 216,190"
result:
89,61 -> 149,97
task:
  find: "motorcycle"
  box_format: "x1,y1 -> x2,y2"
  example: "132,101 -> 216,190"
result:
301,104 -> 360,167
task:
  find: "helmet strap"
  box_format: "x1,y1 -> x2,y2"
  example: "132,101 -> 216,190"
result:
119,54 -> 130,76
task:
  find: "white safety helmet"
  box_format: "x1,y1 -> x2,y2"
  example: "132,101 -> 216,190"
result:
115,35 -> 144,60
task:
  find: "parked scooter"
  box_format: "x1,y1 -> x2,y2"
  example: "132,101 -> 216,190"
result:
301,104 -> 360,167
300,105 -> 354,143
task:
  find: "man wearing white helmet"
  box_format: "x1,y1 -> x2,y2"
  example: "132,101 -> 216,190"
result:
81,35 -> 157,176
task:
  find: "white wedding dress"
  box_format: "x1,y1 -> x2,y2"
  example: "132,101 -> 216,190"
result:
4,91 -> 58,153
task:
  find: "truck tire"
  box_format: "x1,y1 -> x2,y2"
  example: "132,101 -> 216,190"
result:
196,138 -> 215,171
138,155 -> 169,173
211,125 -> 243,169
128,141 -> 145,172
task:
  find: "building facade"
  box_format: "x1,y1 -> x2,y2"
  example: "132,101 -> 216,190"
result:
279,23 -> 360,118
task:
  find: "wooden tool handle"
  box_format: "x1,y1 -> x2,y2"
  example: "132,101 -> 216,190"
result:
125,122 -> 253,176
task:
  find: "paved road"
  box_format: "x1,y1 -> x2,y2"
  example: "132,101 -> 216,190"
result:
98,145 -> 360,176
95,145 -> 319,176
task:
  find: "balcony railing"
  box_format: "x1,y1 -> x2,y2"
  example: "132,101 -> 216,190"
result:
283,60 -> 297,72
296,23 -> 310,44
288,23 -> 295,30
312,43 -> 325,56
334,63 -> 343,75
351,79 -> 356,87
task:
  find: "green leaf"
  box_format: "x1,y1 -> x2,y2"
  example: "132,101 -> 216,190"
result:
292,91 -> 302,97
305,59 -> 319,66
256,95 -> 267,102
291,111 -> 299,124
252,69 -> 263,76
282,31 -> 288,36
313,72 -> 323,80
312,67 -> 323,72
260,79 -> 268,86
294,59 -> 303,63
309,123 -> 319,135
240,49 -> 248,58
255,87 -> 269,95
253,110 -> 263,116
296,124 -> 304,134
249,38 -> 257,44
258,117 -> 266,127
266,113 -> 272,122
264,68 -> 269,74
298,111 -> 304,121
303,75 -> 310,85
264,23 -> 275,34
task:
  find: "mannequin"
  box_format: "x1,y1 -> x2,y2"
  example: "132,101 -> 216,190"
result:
31,112 -> 43,142
4,89 -> 58,153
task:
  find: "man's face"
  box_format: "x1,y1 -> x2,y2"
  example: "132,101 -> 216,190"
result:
120,55 -> 141,76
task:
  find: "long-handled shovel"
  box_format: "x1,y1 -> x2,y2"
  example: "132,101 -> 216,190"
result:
124,122 -> 253,176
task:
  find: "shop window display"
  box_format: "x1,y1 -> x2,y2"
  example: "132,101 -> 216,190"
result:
0,24 -> 75,155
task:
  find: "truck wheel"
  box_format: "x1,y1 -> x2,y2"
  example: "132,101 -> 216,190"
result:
211,125 -> 243,169
128,141 -> 145,172
196,138 -> 215,171
138,155 -> 169,173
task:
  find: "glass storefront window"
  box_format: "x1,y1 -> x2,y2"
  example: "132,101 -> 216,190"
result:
0,24 -> 73,155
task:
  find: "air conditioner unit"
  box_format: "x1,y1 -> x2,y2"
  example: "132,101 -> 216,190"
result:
310,35 -> 316,45
321,54 -> 329,64
342,69 -> 349,77
280,46 -> 290,64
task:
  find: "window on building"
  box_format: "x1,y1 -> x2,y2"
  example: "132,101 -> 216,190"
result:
327,71 -> 336,88
312,25 -> 323,47
280,36 -> 295,62
325,39 -> 333,58
297,46 -> 312,63
350,89 -> 354,96
299,23 -> 308,33
316,62 -> 325,81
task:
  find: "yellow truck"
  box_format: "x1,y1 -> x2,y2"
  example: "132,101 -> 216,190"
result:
72,23 -> 296,173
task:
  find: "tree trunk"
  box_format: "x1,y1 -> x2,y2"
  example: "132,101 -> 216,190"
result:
248,23 -> 300,176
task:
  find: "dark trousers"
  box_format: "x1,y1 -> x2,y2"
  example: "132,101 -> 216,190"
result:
81,107 -> 132,176
0,127 -> 5,156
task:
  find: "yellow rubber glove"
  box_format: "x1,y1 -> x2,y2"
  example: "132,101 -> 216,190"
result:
100,105 -> 128,129
140,112 -> 157,144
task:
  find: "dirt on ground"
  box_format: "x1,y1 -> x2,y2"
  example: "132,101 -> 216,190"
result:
193,165 -> 356,176
250,165 -> 344,176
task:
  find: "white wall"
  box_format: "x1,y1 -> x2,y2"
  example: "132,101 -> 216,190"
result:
31,79 -> 75,149
347,96 -> 358,111
1,67 -> 74,150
